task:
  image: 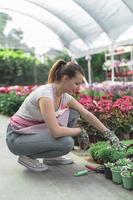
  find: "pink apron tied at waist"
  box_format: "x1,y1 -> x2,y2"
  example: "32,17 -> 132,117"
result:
10,108 -> 70,134
10,115 -> 44,127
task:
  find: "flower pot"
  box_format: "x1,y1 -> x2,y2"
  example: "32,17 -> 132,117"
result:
104,165 -> 112,179
121,172 -> 133,190
111,168 -> 122,184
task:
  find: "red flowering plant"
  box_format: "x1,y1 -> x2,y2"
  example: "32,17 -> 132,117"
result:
77,93 -> 133,141
111,96 -> 133,138
77,95 -> 108,141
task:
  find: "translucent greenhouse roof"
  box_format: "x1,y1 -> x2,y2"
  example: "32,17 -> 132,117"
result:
0,0 -> 133,58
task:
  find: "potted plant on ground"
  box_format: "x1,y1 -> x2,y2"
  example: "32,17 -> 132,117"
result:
115,158 -> 132,166
111,158 -> 132,184
111,165 -> 124,184
126,144 -> 133,160
121,165 -> 133,190
104,162 -> 114,179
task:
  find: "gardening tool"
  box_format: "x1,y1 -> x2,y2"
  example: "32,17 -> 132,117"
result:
74,165 -> 105,177
85,165 -> 105,173
74,169 -> 89,177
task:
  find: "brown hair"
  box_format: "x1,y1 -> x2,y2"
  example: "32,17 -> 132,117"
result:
47,59 -> 84,83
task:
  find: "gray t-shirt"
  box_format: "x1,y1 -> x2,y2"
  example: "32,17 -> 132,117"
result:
15,84 -> 74,121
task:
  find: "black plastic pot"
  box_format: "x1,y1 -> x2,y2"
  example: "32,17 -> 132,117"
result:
104,165 -> 112,179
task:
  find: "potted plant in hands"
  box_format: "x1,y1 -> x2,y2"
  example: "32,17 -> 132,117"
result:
77,128 -> 90,151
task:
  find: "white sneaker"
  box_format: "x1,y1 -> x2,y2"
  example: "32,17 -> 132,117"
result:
43,155 -> 73,165
18,155 -> 48,172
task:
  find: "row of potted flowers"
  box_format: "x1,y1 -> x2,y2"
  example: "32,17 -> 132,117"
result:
78,94 -> 133,140
0,81 -> 133,98
104,158 -> 133,190
89,142 -> 133,190
80,81 -> 133,98
0,85 -> 38,95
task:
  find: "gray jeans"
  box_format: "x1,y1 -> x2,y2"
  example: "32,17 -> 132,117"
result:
6,109 -> 79,159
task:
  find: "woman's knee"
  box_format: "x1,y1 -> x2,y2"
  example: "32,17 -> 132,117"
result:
61,136 -> 74,153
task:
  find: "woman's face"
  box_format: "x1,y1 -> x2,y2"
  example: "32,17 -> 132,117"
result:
62,72 -> 83,95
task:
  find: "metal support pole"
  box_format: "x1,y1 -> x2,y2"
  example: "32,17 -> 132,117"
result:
131,44 -> 133,70
86,55 -> 92,84
111,45 -> 115,82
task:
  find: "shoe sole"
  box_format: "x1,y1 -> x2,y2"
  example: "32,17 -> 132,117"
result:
18,159 -> 48,172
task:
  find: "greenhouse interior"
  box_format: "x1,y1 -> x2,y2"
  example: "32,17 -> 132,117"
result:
0,1 -> 133,200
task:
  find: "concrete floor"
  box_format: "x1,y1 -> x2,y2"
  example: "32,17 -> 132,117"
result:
0,114 -> 132,200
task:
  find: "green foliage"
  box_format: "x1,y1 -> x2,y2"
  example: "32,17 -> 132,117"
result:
109,149 -> 126,163
77,57 -> 88,79
89,140 -> 133,163
111,165 -> 123,171
0,49 -> 50,85
115,158 -> 132,166
91,53 -> 105,82
126,144 -> 133,158
104,162 -> 114,168
52,51 -> 105,82
0,93 -> 26,116
89,141 -> 106,159
121,170 -> 133,177
0,12 -> 107,85
77,53 -> 105,82
0,47 -> 107,85
126,148 -> 133,157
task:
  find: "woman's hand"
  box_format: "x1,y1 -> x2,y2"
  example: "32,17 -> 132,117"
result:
104,130 -> 126,150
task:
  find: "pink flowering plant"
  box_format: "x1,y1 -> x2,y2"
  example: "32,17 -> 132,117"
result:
0,85 -> 38,95
80,82 -> 133,98
78,94 -> 133,140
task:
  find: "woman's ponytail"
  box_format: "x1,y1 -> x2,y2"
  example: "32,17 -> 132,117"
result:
47,59 -> 66,83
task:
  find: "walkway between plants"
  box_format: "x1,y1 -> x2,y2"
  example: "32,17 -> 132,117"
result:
0,114 -> 132,200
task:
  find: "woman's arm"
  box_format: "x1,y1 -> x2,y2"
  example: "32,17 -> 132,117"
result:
38,97 -> 81,138
68,98 -> 126,150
